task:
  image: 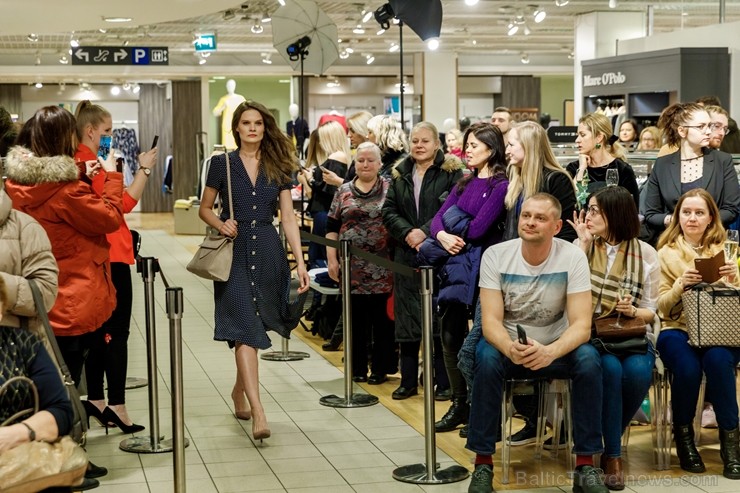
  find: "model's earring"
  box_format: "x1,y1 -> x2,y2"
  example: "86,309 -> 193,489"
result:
595,143 -> 602,149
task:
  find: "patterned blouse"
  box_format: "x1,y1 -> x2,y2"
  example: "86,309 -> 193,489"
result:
327,177 -> 393,295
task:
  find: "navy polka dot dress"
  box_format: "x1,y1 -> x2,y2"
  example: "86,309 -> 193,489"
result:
205,151 -> 306,349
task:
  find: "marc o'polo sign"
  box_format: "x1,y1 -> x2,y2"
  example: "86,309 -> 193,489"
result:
72,47 -> 169,65
583,71 -> 627,88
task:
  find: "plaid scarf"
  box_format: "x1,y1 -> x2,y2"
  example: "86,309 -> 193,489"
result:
588,238 -> 645,318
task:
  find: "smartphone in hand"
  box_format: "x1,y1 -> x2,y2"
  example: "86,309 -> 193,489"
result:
151,135 -> 159,150
97,135 -> 112,160
516,324 -> 528,345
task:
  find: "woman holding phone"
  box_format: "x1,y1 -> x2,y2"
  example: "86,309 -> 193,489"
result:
74,100 -> 157,433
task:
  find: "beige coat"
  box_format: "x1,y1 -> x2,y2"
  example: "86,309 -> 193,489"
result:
0,187 -> 58,329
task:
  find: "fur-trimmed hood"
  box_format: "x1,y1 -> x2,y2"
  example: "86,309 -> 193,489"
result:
5,146 -> 78,186
391,149 -> 463,180
4,146 -> 80,210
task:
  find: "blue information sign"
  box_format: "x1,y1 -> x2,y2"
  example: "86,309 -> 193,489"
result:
194,34 -> 217,52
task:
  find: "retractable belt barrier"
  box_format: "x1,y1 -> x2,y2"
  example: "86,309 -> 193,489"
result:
121,257 -> 188,492
299,230 -> 468,485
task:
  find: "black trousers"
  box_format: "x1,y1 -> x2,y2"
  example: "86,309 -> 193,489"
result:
439,301 -> 470,401
399,338 -> 449,390
350,293 -> 396,377
85,262 -> 133,404
56,330 -> 98,387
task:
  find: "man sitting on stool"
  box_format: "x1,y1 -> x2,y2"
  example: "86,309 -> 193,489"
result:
465,193 -> 607,493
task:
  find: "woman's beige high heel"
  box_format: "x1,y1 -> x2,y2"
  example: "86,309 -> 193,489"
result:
231,389 -> 251,421
252,413 -> 271,442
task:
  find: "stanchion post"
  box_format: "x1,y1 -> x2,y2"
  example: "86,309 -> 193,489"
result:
167,287 -> 189,492
393,266 -> 469,484
320,239 -> 378,408
120,257 -> 181,454
261,224 -> 310,362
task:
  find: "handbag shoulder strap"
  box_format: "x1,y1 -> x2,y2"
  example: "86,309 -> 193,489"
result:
0,376 -> 39,426
27,280 -> 74,387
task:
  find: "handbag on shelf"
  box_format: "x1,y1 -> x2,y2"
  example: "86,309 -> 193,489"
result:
22,280 -> 87,445
187,151 -> 235,282
682,283 -> 740,347
0,376 -> 88,493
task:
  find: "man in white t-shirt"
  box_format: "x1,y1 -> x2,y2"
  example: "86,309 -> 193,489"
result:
466,193 -> 606,493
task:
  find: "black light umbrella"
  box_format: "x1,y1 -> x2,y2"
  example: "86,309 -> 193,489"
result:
376,0 -> 443,128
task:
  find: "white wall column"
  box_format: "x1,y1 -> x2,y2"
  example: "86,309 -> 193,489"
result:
574,11 -> 645,119
417,51 -> 458,130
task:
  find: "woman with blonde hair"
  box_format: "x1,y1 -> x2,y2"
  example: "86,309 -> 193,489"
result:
637,126 -> 662,151
368,115 -> 409,177
655,188 -> 740,478
504,120 -> 577,242
566,113 -> 640,209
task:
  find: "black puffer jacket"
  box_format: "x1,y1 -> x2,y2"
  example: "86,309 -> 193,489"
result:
382,150 -> 463,341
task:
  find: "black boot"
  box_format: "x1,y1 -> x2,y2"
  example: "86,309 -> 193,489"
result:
673,424 -> 705,473
720,427 -> 740,479
434,397 -> 469,432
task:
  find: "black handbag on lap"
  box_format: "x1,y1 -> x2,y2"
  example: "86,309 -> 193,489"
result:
591,335 -> 649,357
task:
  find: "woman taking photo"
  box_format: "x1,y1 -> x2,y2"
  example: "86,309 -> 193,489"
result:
504,120 -> 578,242
568,186 -> 659,490
199,100 -> 309,441
566,113 -> 640,209
429,122 -> 508,433
74,100 -> 157,434
382,121 -> 463,400
656,189 -> 740,479
644,102 -> 740,237
325,142 -> 395,383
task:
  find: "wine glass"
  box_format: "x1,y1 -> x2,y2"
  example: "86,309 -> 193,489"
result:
613,272 -> 633,328
725,230 -> 739,262
605,168 -> 619,187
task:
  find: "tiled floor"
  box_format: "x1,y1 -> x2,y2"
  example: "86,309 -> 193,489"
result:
82,220 -> 733,492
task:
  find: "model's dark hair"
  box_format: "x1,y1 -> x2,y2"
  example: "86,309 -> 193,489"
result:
657,102 -> 706,148
0,106 -> 19,158
455,122 -> 507,195
590,186 -> 640,243
16,106 -> 77,157
230,100 -> 297,185
74,100 -> 111,141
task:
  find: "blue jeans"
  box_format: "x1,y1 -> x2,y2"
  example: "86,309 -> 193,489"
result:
466,337 -> 604,456
657,329 -> 740,430
601,344 -> 655,457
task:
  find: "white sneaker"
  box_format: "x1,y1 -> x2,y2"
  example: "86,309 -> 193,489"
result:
702,404 -> 718,429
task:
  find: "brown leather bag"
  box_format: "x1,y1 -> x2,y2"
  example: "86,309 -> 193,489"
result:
593,315 -> 647,340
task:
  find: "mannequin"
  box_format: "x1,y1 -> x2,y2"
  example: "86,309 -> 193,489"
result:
286,103 -> 309,158
212,79 -> 246,149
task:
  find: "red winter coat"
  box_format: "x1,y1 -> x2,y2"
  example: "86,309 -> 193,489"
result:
4,146 -> 123,336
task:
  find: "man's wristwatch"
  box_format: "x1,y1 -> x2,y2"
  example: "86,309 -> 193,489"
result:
140,167 -> 151,176
21,422 -> 36,441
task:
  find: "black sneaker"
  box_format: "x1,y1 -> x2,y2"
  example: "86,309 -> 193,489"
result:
507,422 -> 537,446
468,464 -> 494,493
572,465 -> 608,493
543,433 -> 567,450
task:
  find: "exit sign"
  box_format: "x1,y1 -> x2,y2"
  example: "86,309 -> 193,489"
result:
194,34 -> 216,52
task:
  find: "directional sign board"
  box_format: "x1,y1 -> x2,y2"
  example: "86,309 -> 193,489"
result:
194,34 -> 216,52
71,47 -> 169,66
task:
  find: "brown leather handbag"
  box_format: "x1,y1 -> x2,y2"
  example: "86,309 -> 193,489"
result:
593,315 -> 647,340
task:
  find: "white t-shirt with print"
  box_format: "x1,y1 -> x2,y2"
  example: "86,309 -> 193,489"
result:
479,237 -> 591,345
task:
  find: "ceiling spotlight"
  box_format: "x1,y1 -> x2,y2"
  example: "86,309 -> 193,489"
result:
507,23 -> 519,36
521,53 -> 530,64
69,37 -> 80,48
27,33 -> 38,42
345,47 -> 354,54
427,38 -> 440,50
555,0 -> 569,6
261,53 -> 272,64
98,28 -> 107,34
251,21 -> 264,34
533,7 -> 546,23
59,54 -> 68,64
103,16 -> 132,23
132,83 -> 140,94
362,8 -> 373,23
365,54 -> 375,64
111,86 -> 121,96
339,50 -> 350,59
122,82 -> 131,90
374,3 -> 395,30
34,53 -> 41,65
353,24 -> 365,34
465,0 -> 479,5
523,25 -> 531,35
389,43 -> 399,52
122,39 -> 130,46
223,9 -> 236,20
568,51 -> 575,60
199,58 -> 207,65
262,14 -> 271,23
608,0 -> 618,8
277,0 -> 286,5
35,82 -> 43,89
